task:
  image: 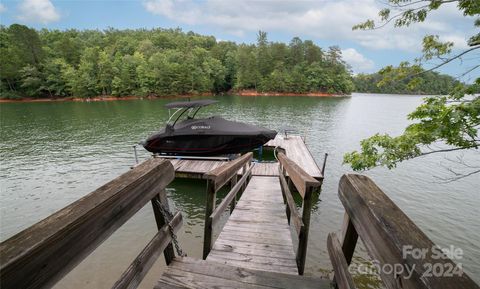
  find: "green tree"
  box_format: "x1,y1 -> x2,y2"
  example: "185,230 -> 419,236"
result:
344,0 -> 480,181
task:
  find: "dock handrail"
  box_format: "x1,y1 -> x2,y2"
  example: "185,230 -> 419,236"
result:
0,158 -> 181,289
330,174 -> 479,289
277,152 -> 322,275
202,152 -> 253,259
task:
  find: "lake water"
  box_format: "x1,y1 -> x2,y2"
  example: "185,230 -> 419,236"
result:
1,94 -> 479,288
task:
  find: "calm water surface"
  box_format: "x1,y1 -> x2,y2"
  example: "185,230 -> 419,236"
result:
1,94 -> 479,288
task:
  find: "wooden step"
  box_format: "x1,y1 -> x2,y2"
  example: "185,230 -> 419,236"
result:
155,257 -> 331,289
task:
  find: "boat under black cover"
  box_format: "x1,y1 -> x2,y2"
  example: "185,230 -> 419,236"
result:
143,100 -> 277,156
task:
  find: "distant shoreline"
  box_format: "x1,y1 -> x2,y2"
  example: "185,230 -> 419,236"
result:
234,90 -> 347,97
0,90 -> 348,103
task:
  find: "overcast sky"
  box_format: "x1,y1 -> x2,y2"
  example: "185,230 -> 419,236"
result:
0,0 -> 477,80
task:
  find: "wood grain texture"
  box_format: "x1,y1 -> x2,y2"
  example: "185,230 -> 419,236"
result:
327,232 -> 356,289
279,172 -> 303,236
265,135 -> 323,179
210,163 -> 255,224
339,174 -> 479,289
207,176 -> 299,275
277,152 -> 320,198
112,212 -> 183,289
204,153 -> 253,190
0,158 -> 174,289
151,191 -> 175,265
156,257 -> 331,289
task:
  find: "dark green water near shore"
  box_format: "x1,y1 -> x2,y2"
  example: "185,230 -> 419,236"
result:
1,94 -> 479,288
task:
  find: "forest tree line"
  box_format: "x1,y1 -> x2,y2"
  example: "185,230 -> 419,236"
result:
0,24 -> 354,99
353,69 -> 462,95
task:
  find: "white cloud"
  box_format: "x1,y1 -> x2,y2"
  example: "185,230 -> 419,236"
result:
341,48 -> 375,73
142,0 -> 474,53
18,0 -> 60,24
0,4 -> 6,13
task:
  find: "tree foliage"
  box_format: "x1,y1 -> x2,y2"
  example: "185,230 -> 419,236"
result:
0,26 -> 353,99
353,68 -> 462,95
344,0 -> 480,180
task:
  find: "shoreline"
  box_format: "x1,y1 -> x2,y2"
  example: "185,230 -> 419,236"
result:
234,90 -> 346,97
0,90 -> 348,103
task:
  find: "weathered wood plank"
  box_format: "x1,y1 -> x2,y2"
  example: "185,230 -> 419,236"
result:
279,172 -> 303,236
202,179 -> 216,260
112,212 -> 183,289
0,158 -> 174,289
151,191 -> 175,265
159,268 -> 272,289
341,212 -> 358,265
277,152 -> 320,198
207,250 -> 298,268
296,185 -> 314,275
212,243 -> 295,259
207,176 -> 299,275
210,163 -> 255,224
327,232 -> 356,289
158,257 -> 331,289
265,135 -> 323,179
204,152 -> 253,190
213,239 -> 295,253
206,256 -> 299,275
339,174 -> 479,289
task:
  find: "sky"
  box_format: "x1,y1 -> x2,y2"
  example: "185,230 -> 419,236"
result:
0,0 -> 478,81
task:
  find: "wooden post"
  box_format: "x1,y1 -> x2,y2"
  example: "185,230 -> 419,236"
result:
241,164 -> 247,193
203,179 -> 216,259
321,153 -> 328,177
340,213 -> 357,265
229,175 -> 238,214
151,190 -> 175,265
296,186 -> 314,275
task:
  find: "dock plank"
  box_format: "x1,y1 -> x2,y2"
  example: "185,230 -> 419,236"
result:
265,135 -> 322,179
207,176 -> 298,275
156,257 -> 331,289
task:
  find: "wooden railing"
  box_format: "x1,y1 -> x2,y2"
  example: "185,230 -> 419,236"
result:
0,158 -> 181,289
202,152 -> 254,259
277,152 -> 322,275
329,174 -> 479,289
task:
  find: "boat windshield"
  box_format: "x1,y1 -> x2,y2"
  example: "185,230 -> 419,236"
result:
165,99 -> 217,127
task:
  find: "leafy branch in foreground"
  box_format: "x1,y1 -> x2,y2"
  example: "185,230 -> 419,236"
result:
344,0 -> 480,180
344,83 -> 480,170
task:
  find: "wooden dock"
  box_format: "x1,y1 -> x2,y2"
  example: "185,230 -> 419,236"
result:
157,154 -> 330,288
207,176 -> 298,274
1,139 -> 479,289
159,135 -> 322,180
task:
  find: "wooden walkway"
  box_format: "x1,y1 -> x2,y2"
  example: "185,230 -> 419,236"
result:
159,135 -> 321,179
207,176 -> 297,274
156,175 -> 331,288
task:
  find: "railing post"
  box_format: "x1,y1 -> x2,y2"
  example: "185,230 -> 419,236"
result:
151,190 -> 175,265
332,213 -> 358,289
296,186 -> 314,275
229,175 -> 238,214
341,212 -> 358,265
203,179 -> 216,259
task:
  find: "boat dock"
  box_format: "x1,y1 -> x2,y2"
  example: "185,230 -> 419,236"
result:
159,135 -> 324,180
1,138 -> 478,289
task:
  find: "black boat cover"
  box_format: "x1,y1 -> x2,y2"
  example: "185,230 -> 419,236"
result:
165,116 -> 274,136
